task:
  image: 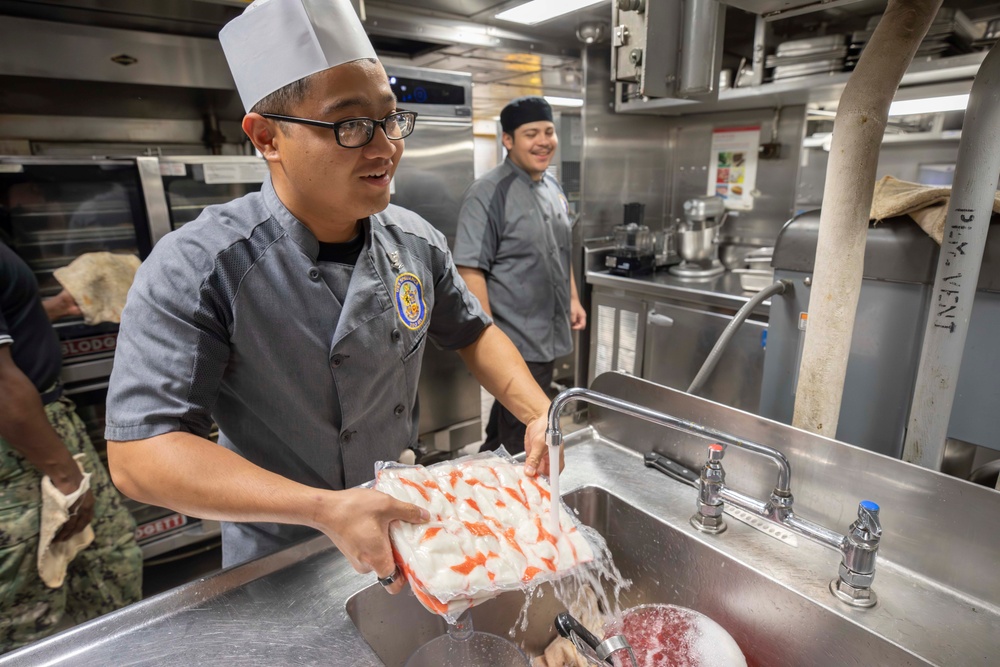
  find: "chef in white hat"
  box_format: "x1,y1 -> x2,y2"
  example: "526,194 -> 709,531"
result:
104,0 -> 556,593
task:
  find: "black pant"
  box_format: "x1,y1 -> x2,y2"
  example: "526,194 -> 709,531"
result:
480,360 -> 555,456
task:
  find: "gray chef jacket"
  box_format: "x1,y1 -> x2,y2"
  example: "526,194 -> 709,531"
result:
105,176 -> 490,565
453,158 -> 573,363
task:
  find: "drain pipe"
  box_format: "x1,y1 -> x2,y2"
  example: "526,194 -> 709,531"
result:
902,42 -> 1000,469
792,0 -> 942,438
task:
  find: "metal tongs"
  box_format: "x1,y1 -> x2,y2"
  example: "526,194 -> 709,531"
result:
554,612 -> 638,667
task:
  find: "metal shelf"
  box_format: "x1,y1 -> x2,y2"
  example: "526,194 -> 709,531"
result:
616,51 -> 987,116
803,129 -> 962,149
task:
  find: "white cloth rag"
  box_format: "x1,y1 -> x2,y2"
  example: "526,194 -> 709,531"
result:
38,454 -> 94,588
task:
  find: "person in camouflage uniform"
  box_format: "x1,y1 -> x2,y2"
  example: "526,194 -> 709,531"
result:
1,241 -> 142,654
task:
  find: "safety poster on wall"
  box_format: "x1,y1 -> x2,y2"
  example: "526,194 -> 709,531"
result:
707,126 -> 760,211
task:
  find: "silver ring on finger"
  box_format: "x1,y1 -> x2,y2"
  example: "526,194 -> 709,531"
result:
377,566 -> 400,587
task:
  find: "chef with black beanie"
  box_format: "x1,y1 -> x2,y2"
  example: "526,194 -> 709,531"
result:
454,96 -> 587,456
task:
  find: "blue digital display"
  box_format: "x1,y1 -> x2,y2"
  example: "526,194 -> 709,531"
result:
389,76 -> 464,106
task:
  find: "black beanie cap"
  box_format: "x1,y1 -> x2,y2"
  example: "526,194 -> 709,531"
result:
500,96 -> 554,135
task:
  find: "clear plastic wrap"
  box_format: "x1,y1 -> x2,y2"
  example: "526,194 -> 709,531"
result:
373,448 -> 595,623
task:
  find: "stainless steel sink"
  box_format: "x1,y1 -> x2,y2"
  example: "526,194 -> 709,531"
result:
346,485 -> 926,667
4,378 -> 995,667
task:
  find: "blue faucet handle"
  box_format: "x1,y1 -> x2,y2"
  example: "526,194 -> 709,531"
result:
853,501 -> 882,539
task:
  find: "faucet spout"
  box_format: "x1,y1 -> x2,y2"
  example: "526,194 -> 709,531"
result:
546,387 -> 792,493
549,387 -> 882,609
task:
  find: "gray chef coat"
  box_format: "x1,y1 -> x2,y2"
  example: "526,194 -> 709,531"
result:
105,176 -> 490,565
453,158 -> 573,364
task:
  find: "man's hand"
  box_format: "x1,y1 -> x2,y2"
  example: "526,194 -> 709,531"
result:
0,345 -> 96,541
314,488 -> 429,594
523,414 -> 563,478
42,289 -> 82,322
570,297 -> 587,331
54,488 -> 95,542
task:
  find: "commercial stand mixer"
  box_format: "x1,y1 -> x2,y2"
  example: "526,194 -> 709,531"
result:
669,195 -> 727,278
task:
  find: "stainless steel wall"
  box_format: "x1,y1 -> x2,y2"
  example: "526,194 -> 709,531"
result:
662,106 -> 805,245
581,47 -> 806,246
580,47 -> 674,240
796,139 -> 965,209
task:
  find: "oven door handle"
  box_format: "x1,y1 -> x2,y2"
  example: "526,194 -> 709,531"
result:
647,310 -> 674,328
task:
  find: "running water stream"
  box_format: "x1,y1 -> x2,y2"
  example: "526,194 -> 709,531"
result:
548,442 -> 561,539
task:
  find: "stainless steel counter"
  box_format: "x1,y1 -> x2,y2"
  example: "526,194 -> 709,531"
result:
4,374 -> 998,666
586,268 -> 771,316
584,269 -> 772,411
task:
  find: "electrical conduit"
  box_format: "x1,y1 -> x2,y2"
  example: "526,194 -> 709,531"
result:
902,41 -> 1000,469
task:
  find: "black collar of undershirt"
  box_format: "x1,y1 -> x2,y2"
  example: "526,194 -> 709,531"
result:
316,232 -> 364,266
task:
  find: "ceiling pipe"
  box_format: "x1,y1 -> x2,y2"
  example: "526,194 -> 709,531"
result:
792,0 -> 942,439
902,41 -> 1000,470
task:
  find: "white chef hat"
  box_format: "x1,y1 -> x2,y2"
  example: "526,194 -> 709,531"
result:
220,0 -> 378,113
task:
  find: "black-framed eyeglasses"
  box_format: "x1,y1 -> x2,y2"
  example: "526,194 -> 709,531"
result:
260,110 -> 418,148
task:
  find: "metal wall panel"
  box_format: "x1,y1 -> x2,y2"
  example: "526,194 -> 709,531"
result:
664,106 -> 806,245
582,47 -> 806,247
796,140 -> 965,209
580,47 -> 674,240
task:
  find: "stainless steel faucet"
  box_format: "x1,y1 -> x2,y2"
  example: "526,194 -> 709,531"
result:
546,386 -> 882,608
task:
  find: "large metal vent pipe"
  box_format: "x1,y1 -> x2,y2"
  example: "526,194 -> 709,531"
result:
792,0 -> 942,438
902,42 -> 1000,469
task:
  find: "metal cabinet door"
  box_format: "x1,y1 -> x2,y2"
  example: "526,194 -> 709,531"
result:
588,289 -> 648,385
642,301 -> 766,413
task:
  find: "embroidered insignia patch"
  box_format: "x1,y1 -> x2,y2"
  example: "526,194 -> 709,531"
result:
394,272 -> 426,330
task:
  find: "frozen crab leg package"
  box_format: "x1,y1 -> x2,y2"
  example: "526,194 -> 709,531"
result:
374,451 -> 596,622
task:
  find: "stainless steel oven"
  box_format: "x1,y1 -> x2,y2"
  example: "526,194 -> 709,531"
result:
0,155 -> 221,563
0,156 -> 152,384
154,156 -> 268,240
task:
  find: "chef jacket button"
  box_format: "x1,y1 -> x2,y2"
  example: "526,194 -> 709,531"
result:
308,267 -> 321,281
331,354 -> 345,368
340,430 -> 354,445
391,329 -> 401,342
394,404 -> 405,417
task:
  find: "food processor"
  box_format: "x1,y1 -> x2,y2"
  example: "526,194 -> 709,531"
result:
606,203 -> 656,277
